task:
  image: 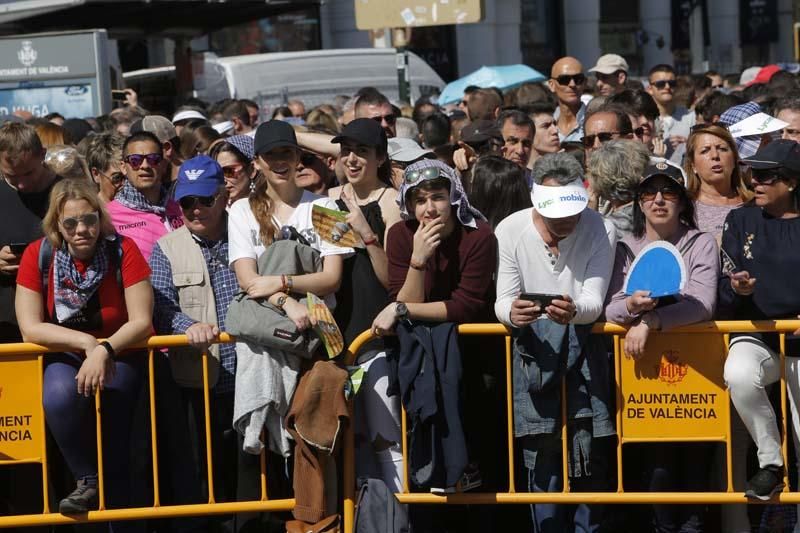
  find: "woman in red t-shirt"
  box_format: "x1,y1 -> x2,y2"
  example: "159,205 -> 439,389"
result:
15,179 -> 152,516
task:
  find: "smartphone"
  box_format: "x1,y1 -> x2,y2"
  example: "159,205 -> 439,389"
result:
111,90 -> 128,102
6,242 -> 28,254
519,292 -> 562,308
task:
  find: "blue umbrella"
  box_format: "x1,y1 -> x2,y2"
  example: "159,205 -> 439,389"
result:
437,64 -> 547,105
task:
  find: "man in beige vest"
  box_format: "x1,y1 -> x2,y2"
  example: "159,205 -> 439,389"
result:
149,155 -> 240,518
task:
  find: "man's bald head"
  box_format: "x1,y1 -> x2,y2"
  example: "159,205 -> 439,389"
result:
551,57 -> 583,78
548,56 -> 585,108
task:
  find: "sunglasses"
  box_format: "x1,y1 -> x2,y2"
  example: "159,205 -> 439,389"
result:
750,172 -> 784,186
633,126 -> 647,138
372,114 -> 397,126
690,121 -> 729,133
97,169 -> 125,185
639,186 -> 681,203
552,73 -> 586,86
60,212 -> 99,232
222,164 -> 246,180
123,153 -> 163,170
404,166 -> 445,184
582,131 -> 630,147
179,194 -> 219,210
651,79 -> 677,89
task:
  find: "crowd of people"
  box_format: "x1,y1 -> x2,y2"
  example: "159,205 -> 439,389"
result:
2,53 -> 800,532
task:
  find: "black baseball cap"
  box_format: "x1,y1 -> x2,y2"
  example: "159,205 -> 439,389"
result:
254,120 -> 298,155
641,160 -> 686,187
742,139 -> 800,173
331,118 -> 387,148
460,120 -> 503,144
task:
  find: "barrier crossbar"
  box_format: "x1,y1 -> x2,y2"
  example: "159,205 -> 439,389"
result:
341,320 -> 800,533
0,333 -> 295,528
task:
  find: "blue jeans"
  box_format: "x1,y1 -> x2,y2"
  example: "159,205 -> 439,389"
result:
43,351 -> 144,532
525,434 -> 612,533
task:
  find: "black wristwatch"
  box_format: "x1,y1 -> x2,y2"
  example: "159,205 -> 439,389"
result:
99,340 -> 116,360
395,302 -> 409,320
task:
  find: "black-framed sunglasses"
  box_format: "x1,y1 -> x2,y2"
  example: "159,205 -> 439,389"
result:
633,126 -> 647,138
179,194 -> 219,210
60,212 -> 99,232
690,121 -> 729,133
651,79 -> 677,89
582,131 -> 630,147
552,73 -> 586,86
123,153 -> 163,170
371,114 -> 397,126
639,185 -> 681,203
404,166 -> 445,184
750,171 -> 784,186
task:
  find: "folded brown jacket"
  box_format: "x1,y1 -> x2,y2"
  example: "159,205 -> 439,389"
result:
286,360 -> 349,522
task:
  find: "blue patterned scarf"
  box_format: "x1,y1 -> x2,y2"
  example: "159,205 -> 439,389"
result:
53,240 -> 110,323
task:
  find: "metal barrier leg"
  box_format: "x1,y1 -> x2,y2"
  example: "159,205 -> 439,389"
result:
505,334 -> 515,493
95,389 -> 106,511
343,405 -> 355,533
780,334 -> 790,492
38,354 -> 50,514
259,429 -> 269,501
147,349 -> 161,507
201,352 -> 216,504
723,334 -> 734,493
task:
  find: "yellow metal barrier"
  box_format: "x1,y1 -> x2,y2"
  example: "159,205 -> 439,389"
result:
341,321 -> 800,533
0,333 -> 295,528
4,322 -> 800,530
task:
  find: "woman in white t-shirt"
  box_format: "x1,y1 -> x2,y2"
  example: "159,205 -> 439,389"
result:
228,120 -> 352,328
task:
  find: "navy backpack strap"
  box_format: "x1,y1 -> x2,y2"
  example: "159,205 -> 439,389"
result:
37,238 -> 54,297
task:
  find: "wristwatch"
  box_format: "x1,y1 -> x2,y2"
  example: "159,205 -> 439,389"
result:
395,302 -> 409,320
275,294 -> 288,312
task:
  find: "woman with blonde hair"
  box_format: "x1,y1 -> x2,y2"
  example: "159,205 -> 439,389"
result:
35,122 -> 69,148
15,179 -> 152,520
683,123 -> 752,239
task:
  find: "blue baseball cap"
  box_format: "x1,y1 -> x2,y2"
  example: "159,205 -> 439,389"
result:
174,155 -> 224,200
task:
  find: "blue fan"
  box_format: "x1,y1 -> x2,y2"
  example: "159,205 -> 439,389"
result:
623,241 -> 687,297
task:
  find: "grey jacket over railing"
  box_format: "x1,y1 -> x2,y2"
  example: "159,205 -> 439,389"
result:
231,239 -> 323,457
513,319 -> 614,477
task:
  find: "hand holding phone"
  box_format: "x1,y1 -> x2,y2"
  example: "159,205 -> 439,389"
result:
519,292 -> 562,309
7,242 -> 28,254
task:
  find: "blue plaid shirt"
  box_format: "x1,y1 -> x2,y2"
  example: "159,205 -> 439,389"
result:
149,233 -> 238,395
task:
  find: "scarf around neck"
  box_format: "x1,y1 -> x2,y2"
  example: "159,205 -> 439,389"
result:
114,180 -> 167,216
52,239 -> 111,323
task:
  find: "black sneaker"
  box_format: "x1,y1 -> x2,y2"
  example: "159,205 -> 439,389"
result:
59,476 -> 98,514
745,465 -> 785,501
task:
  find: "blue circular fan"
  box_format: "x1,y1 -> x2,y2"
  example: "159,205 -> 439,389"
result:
623,241 -> 687,297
